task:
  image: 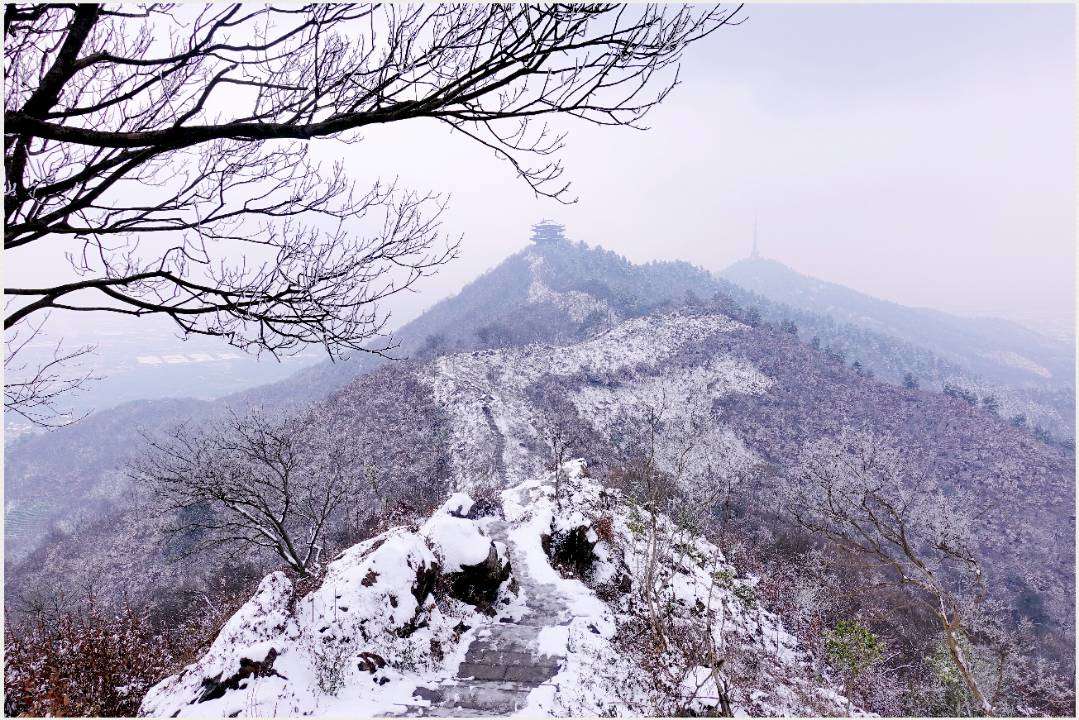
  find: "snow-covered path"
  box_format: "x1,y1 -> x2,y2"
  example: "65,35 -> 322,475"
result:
404,513 -> 574,716
139,461 -> 864,718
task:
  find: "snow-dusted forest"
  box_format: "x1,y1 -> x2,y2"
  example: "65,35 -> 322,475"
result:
4,3 -> 1075,719
6,234 -> 1075,717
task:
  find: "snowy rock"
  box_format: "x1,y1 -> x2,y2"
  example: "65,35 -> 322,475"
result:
139,516 -> 498,717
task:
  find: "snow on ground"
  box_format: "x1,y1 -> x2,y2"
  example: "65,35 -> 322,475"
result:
429,311 -> 768,490
526,254 -> 612,324
139,496 -> 505,718
141,461 -> 861,717
143,308 -> 860,717
500,461 -> 861,717
571,354 -> 774,419
983,349 -> 1052,379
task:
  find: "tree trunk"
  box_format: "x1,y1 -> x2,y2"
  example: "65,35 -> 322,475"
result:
944,626 -> 994,717
645,500 -> 666,651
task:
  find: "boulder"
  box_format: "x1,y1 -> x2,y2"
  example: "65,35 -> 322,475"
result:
447,542 -> 511,608
543,525 -> 596,578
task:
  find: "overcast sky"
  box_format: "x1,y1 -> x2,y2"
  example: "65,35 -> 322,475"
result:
23,2 -> 1077,344
322,1 -> 1075,335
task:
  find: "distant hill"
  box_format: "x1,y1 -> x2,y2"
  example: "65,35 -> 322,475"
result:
721,258 -> 1074,387
719,257 -> 1075,440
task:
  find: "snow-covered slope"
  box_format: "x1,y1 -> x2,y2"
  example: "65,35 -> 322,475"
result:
429,312 -> 770,491
137,303 -> 1074,717
139,304 -> 848,717
5,239 -> 723,566
141,463 -> 860,717
141,493 -> 508,717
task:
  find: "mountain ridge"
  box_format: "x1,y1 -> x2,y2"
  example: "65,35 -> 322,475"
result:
720,257 -> 1074,385
7,274 -> 1073,715
7,239 -> 1074,570
137,462 -> 864,717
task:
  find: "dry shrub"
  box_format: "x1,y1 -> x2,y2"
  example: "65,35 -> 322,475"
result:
4,600 -> 176,717
594,515 -> 615,543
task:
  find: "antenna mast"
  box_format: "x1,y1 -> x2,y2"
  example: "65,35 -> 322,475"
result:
751,216 -> 760,259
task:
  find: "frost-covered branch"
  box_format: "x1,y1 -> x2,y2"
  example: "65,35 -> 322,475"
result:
130,407 -> 361,576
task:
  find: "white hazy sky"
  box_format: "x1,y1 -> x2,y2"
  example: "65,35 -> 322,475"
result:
320,1 -> 1076,334
20,2 -> 1078,342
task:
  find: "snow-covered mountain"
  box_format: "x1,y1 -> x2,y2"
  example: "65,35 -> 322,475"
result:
6,232 -> 1075,717
9,237 -> 1073,571
721,257 -> 1074,386
10,273 -> 1073,646
4,239 -> 721,564
429,312 -> 769,491
124,302 -> 1069,716
9,275 -> 1074,715
141,462 -> 861,717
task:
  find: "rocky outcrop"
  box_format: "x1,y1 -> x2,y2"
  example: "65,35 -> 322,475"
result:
197,648 -> 286,704
139,495 -> 513,717
141,464 -> 861,718
447,543 -> 511,609
542,525 -> 597,579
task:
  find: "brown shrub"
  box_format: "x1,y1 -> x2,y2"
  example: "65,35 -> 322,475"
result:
4,600 -> 176,717
593,515 -> 615,543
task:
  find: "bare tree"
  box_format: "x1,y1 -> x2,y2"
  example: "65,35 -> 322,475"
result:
603,393 -> 743,715
3,313 -> 97,427
782,429 -> 1001,716
530,385 -> 587,505
132,409 -> 357,576
4,3 -> 744,423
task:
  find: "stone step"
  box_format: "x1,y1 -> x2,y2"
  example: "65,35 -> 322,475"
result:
407,707 -> 505,717
457,662 -> 561,683
463,648 -> 537,666
439,683 -> 536,712
392,504 -> 578,717
476,623 -> 544,638
512,617 -> 566,628
470,635 -> 541,650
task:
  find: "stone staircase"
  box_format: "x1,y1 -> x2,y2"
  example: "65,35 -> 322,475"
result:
404,518 -> 571,716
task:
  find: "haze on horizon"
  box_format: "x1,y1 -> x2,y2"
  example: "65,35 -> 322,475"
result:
15,2 -> 1076,345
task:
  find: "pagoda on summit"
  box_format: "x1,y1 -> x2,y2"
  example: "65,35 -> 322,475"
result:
530,219 -> 566,245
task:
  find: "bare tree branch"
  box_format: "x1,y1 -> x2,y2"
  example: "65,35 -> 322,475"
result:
4,3 -> 741,424
3,312 -> 98,428
130,407 -> 360,576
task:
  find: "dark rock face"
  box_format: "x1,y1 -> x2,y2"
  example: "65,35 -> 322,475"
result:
197,648 -> 285,704
447,543 -> 511,608
356,651 -> 386,673
464,496 -> 501,520
542,525 -> 596,578
411,562 -> 440,604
